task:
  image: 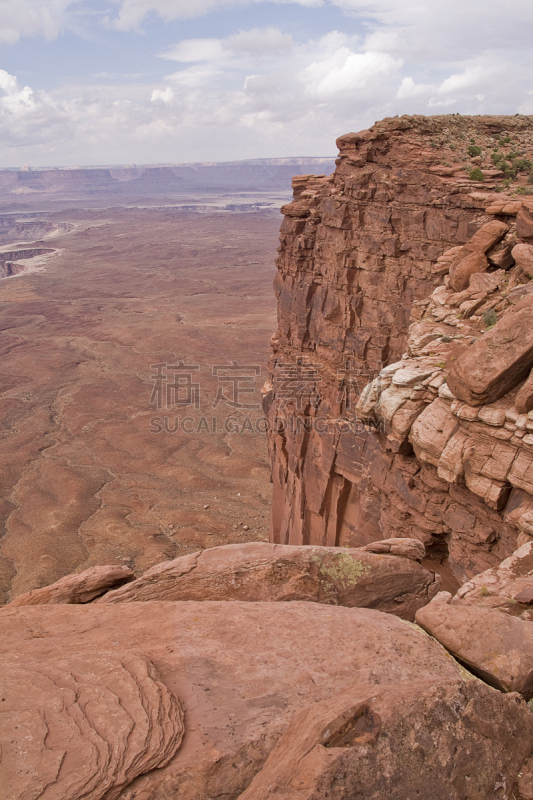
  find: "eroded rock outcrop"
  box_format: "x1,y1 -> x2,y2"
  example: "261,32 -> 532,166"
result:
96,540 -> 439,620
264,113 -> 533,581
239,680 -> 533,800
0,599 -> 526,800
7,564 -> 134,606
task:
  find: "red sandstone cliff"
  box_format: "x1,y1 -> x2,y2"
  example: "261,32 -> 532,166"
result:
264,113 -> 533,582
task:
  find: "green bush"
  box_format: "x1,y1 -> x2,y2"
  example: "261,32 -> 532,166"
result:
467,144 -> 482,157
469,167 -> 484,181
512,157 -> 532,173
483,308 -> 498,328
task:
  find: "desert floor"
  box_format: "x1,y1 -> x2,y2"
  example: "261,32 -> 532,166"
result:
0,205 -> 280,601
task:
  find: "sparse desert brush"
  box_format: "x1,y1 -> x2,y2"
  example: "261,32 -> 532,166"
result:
483,308 -> 498,328
469,167 -> 484,181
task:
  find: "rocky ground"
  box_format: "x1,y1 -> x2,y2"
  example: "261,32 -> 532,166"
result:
3,537 -> 533,799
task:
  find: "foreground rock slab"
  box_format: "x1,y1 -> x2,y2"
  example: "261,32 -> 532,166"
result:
0,649 -> 184,800
239,680 -> 533,800
416,592 -> 533,698
0,600 -> 477,800
97,541 -> 440,620
7,564 -> 134,606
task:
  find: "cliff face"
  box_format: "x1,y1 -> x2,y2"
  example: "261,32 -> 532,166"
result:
264,114 -> 533,581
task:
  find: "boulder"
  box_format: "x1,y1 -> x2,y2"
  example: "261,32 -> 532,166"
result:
280,200 -> 311,218
517,204 -> 533,240
512,243 -> 533,277
409,397 -> 458,466
449,251 -> 489,292
518,756 -> 533,800
516,370 -> 533,413
5,564 -> 134,606
447,300 -> 533,405
0,649 -> 184,800
464,219 -> 510,255
448,220 -> 509,291
238,680 -> 533,800
97,541 -> 440,621
362,537 -> 425,561
0,600 -> 474,800
452,541 -> 533,614
416,592 -> 533,698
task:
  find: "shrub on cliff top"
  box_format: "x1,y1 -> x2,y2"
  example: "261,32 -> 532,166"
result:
469,167 -> 484,181
467,144 -> 483,157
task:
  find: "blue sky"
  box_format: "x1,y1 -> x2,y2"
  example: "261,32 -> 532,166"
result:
0,0 -> 532,167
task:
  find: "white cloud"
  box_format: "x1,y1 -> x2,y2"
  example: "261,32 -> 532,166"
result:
105,0 -> 322,31
0,69 -> 67,146
396,76 -> 434,100
1,1 -> 533,167
160,28 -> 294,63
300,48 -> 402,99
164,64 -> 224,87
160,38 -> 225,63
226,27 -> 294,55
151,87 -> 174,102
0,0 -> 74,43
437,64 -> 501,95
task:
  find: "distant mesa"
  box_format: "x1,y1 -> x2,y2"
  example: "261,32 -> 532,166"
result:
0,158 -> 337,209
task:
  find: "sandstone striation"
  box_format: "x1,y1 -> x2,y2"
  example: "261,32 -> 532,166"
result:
96,539 -> 440,620
264,114 -> 533,581
1,648 -> 185,800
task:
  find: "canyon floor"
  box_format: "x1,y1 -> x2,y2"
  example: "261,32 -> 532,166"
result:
0,204 -> 280,602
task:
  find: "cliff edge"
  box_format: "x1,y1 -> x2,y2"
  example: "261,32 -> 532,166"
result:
264,113 -> 533,582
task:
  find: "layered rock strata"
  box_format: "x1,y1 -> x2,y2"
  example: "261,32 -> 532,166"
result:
1,649 -> 185,800
264,114 -> 533,580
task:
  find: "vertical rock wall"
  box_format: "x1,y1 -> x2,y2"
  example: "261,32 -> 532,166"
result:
264,114 -> 533,581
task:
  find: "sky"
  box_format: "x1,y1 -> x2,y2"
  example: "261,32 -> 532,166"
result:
0,0 -> 532,167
